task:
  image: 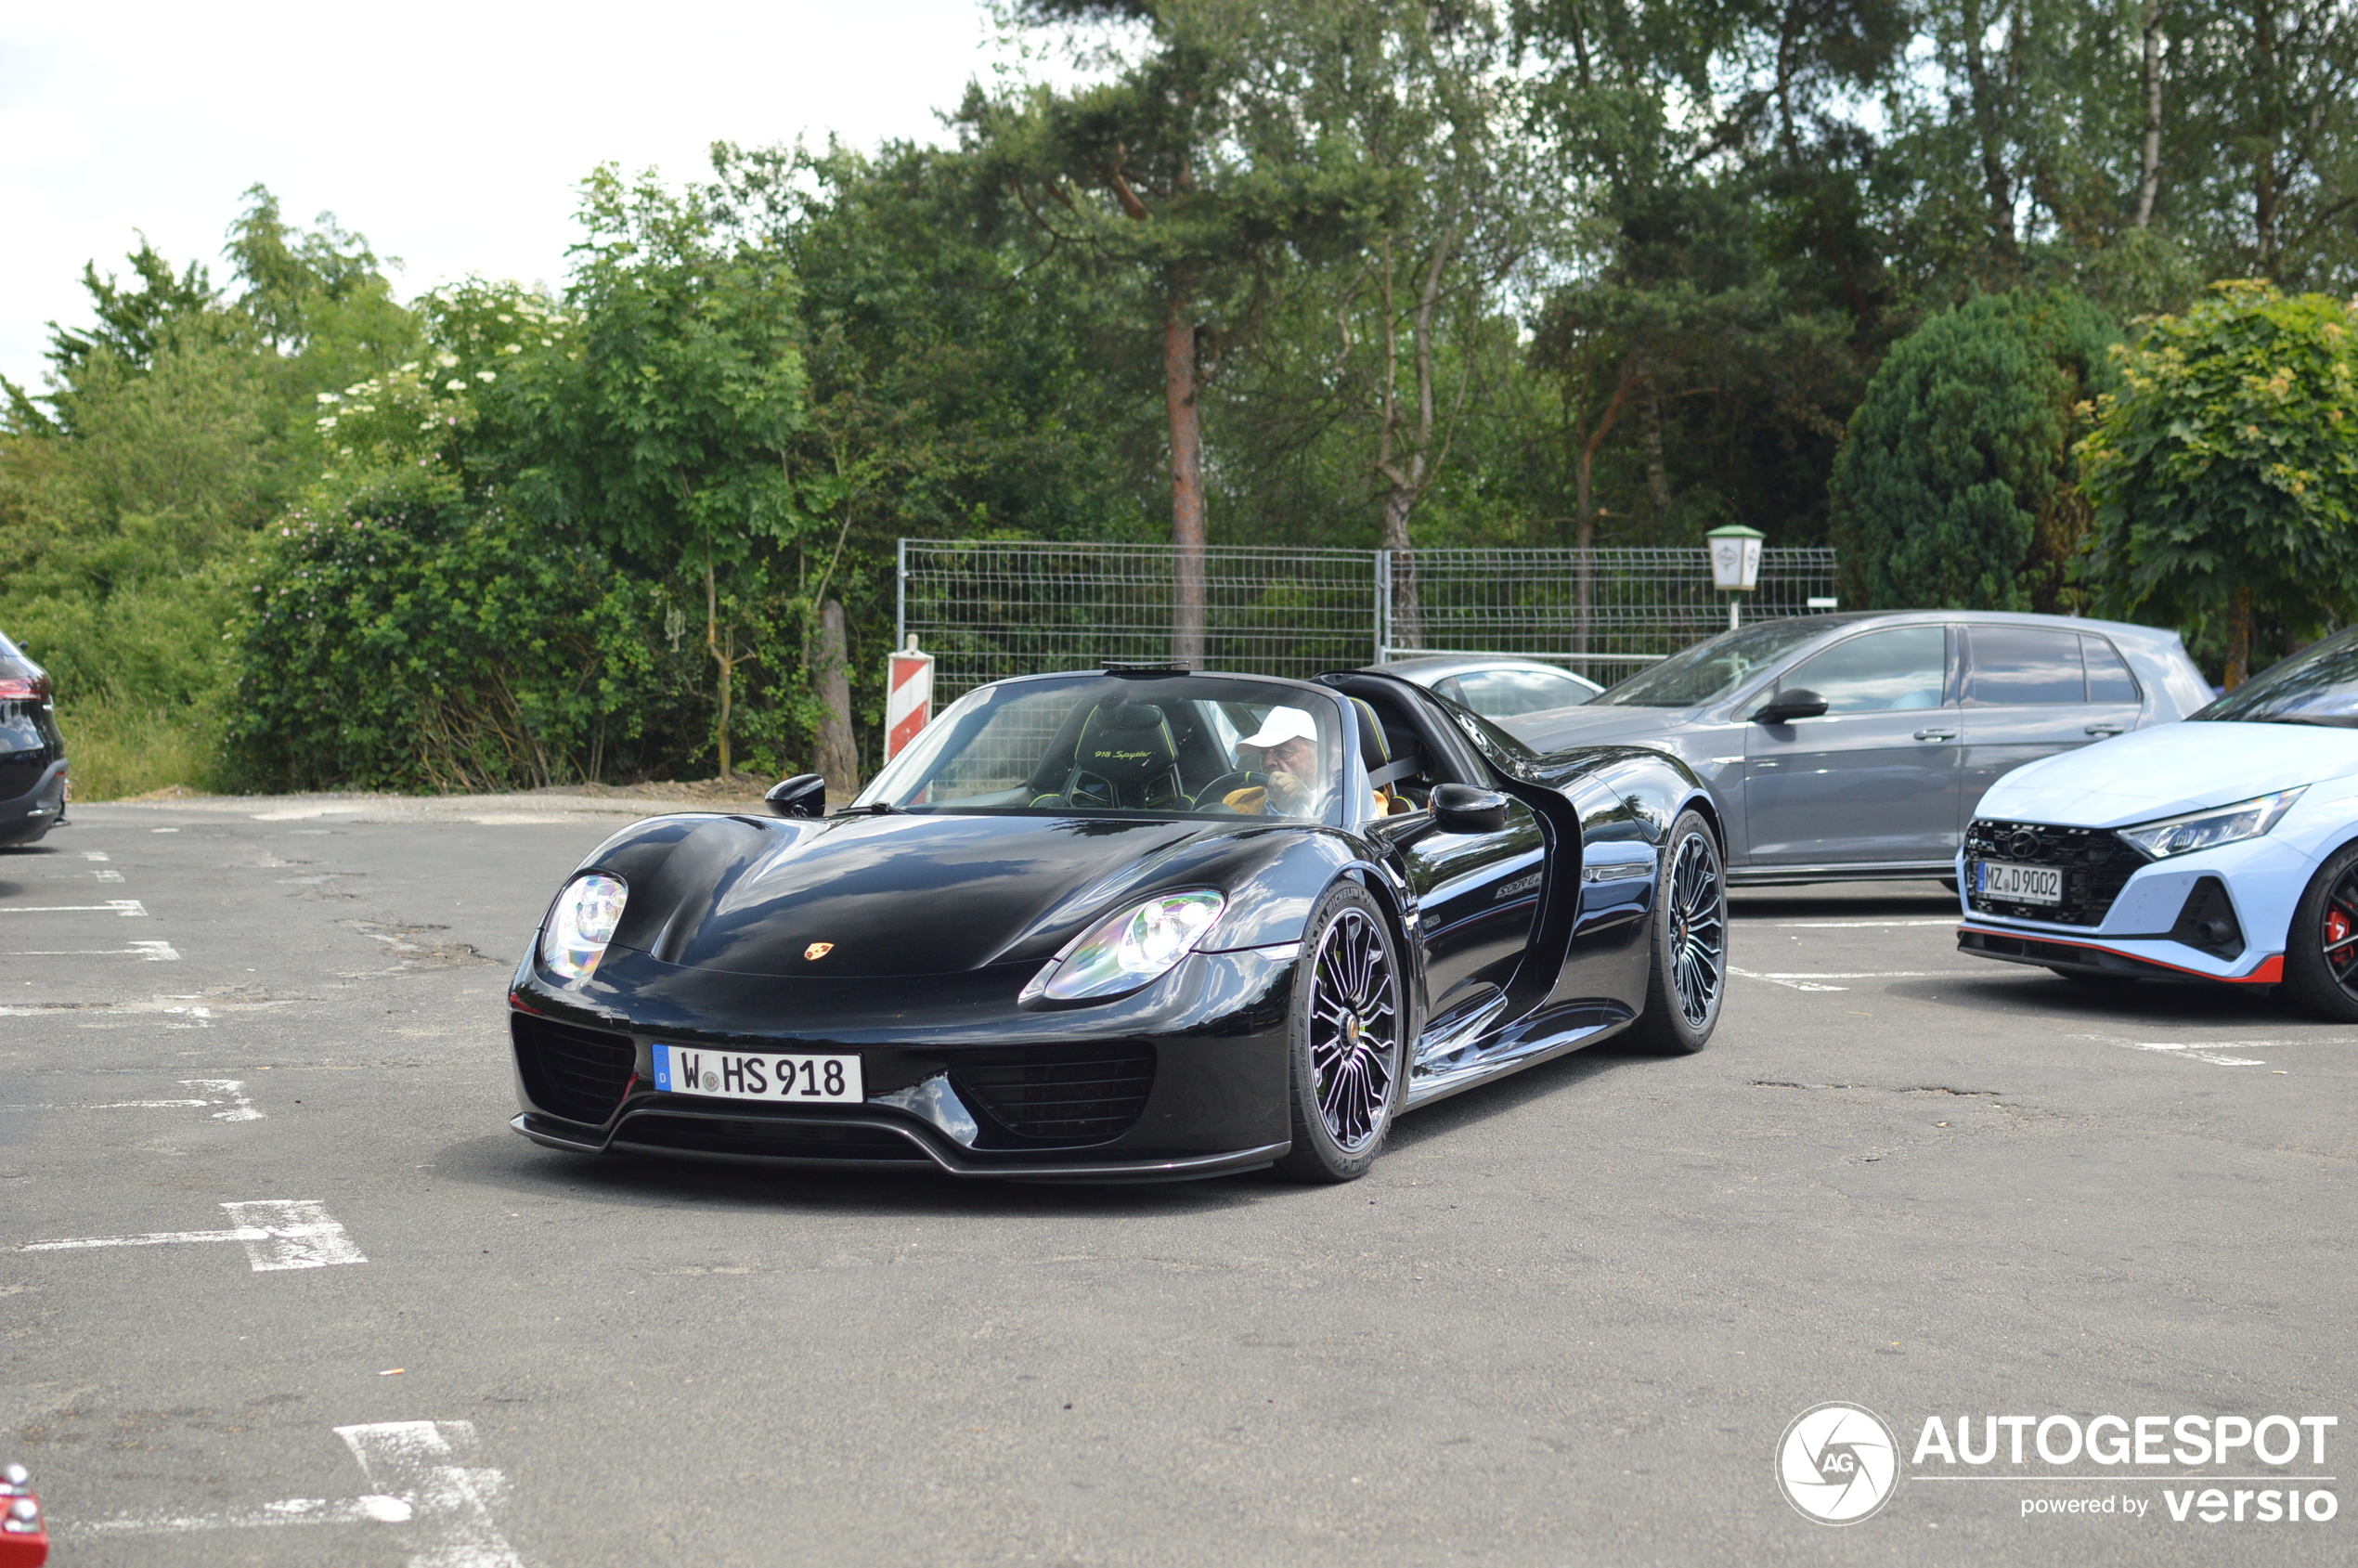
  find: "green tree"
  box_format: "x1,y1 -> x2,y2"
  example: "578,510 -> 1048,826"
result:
2080,279 -> 2358,683
965,0 -> 1389,664
494,167 -> 808,773
1830,289 -> 2120,612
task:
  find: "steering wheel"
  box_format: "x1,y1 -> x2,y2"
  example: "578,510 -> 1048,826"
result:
1192,770 -> 1269,811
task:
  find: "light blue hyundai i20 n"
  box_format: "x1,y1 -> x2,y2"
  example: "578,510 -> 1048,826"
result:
1958,625 -> 2358,1017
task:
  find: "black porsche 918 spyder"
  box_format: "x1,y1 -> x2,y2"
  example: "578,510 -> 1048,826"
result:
507,666 -> 1729,1182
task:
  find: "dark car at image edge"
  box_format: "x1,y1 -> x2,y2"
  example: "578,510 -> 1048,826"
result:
0,632 -> 67,848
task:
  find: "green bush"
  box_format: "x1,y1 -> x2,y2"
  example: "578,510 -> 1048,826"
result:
1831,290 -> 2120,611
226,469 -> 691,792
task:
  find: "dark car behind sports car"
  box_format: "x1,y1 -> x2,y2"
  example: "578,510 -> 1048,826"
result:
507,666 -> 1729,1183
0,632 -> 67,848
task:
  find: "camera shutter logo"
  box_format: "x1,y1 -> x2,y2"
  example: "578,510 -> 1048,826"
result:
1776,1403 -> 1900,1524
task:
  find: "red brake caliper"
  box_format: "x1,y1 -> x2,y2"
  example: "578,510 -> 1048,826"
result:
2326,907 -> 2353,956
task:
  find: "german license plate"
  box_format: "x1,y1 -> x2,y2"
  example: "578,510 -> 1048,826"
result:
1976,860 -> 2062,906
652,1043 -> 862,1103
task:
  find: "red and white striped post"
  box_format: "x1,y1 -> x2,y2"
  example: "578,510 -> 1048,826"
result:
885,638 -> 935,762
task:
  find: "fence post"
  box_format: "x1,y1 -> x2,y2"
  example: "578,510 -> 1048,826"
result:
895,538 -> 908,657
1373,550 -> 1391,665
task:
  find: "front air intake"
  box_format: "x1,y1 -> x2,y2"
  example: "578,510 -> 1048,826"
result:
951,1043 -> 1156,1146
512,1015 -> 635,1125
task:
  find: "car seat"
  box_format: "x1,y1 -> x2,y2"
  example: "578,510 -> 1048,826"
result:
1349,697 -> 1422,816
1033,699 -> 1188,810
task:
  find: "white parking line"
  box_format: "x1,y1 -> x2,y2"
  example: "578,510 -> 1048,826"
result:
75,1420 -> 520,1567
1730,965 -> 1988,992
1765,917 -> 1958,928
18,1200 -> 363,1270
83,1495 -> 413,1532
0,996 -> 291,1022
0,1079 -> 262,1121
94,868 -> 123,882
1751,970 -> 1987,978
0,900 -> 146,915
81,851 -> 109,861
5,940 -> 179,960
2072,1032 -> 2274,1067
1730,966 -> 1847,991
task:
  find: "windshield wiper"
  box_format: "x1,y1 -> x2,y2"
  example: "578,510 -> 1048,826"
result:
829,801 -> 899,816
2246,714 -> 2358,728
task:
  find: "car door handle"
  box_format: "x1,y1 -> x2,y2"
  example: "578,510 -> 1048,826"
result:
2084,723 -> 2126,737
1912,728 -> 1956,742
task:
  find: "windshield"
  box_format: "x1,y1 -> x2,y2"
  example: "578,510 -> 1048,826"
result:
1599,617 -> 1838,707
854,675 -> 1348,821
2195,627 -> 2358,726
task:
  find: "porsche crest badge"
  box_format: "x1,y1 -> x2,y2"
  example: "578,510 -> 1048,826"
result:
804,942 -> 835,961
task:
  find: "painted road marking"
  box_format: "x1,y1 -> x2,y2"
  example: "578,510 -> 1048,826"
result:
93,867 -> 123,881
0,900 -> 147,915
0,1079 -> 262,1120
2072,1032 -> 2274,1067
4,940 -> 179,960
82,1495 -> 413,1531
75,1420 -> 522,1567
81,851 -> 109,861
0,995 -> 291,1023
1765,917 -> 1958,928
1730,966 -> 1988,992
18,1199 -> 363,1270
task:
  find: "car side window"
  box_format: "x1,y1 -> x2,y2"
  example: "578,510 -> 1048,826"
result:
1450,667 -> 1593,719
1967,627 -> 2086,705
2082,636 -> 2139,703
1775,627 -> 1949,714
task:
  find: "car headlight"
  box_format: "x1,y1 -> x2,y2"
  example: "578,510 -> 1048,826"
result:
1022,890 -> 1225,1003
540,873 -> 628,981
2116,789 -> 2306,861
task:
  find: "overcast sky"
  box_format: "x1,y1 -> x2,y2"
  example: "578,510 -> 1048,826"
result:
0,1 -> 1040,391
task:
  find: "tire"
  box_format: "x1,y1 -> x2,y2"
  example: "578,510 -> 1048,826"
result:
1627,810 -> 1727,1055
2280,839 -> 2358,1022
1275,882 -> 1406,1183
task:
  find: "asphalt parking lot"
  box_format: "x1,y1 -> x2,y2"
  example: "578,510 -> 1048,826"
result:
3,797 -> 2351,1566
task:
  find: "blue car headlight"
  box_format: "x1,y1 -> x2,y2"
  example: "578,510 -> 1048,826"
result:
540,872 -> 628,981
1021,890 -> 1225,1003
2116,789 -> 2306,861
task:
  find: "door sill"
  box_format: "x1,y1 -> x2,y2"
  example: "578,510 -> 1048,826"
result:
1727,861 -> 1956,887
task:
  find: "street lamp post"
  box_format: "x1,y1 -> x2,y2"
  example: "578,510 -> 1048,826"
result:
1705,524 -> 1766,630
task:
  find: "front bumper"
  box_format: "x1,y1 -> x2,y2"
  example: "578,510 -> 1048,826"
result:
1953,833 -> 2298,983
506,944 -> 1300,1180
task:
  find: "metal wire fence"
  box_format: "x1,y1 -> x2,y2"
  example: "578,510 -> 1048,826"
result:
900,540 -> 1841,696
1385,547 -> 1842,683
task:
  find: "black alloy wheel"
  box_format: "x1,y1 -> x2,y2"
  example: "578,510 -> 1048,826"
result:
1276,883 -> 1404,1182
1630,810 -> 1726,1054
2282,839 -> 2358,1021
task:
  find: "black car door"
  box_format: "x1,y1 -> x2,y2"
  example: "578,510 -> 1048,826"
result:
1328,678 -> 1548,1037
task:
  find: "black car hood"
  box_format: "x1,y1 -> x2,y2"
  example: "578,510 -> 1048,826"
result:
598,810 -> 1267,979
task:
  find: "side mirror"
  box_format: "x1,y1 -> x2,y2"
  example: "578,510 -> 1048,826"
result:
1753,687 -> 1829,724
765,773 -> 828,819
1432,783 -> 1509,835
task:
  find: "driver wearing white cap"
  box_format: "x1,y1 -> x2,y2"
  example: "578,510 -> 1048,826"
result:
1224,706 -> 1324,816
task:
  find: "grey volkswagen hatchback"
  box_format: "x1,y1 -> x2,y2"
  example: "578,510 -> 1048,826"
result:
1508,612 -> 2211,885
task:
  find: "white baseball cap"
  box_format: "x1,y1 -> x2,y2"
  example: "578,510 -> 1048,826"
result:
1238,706 -> 1319,748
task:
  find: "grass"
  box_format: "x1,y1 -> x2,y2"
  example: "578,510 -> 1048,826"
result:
54,696 -> 223,801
